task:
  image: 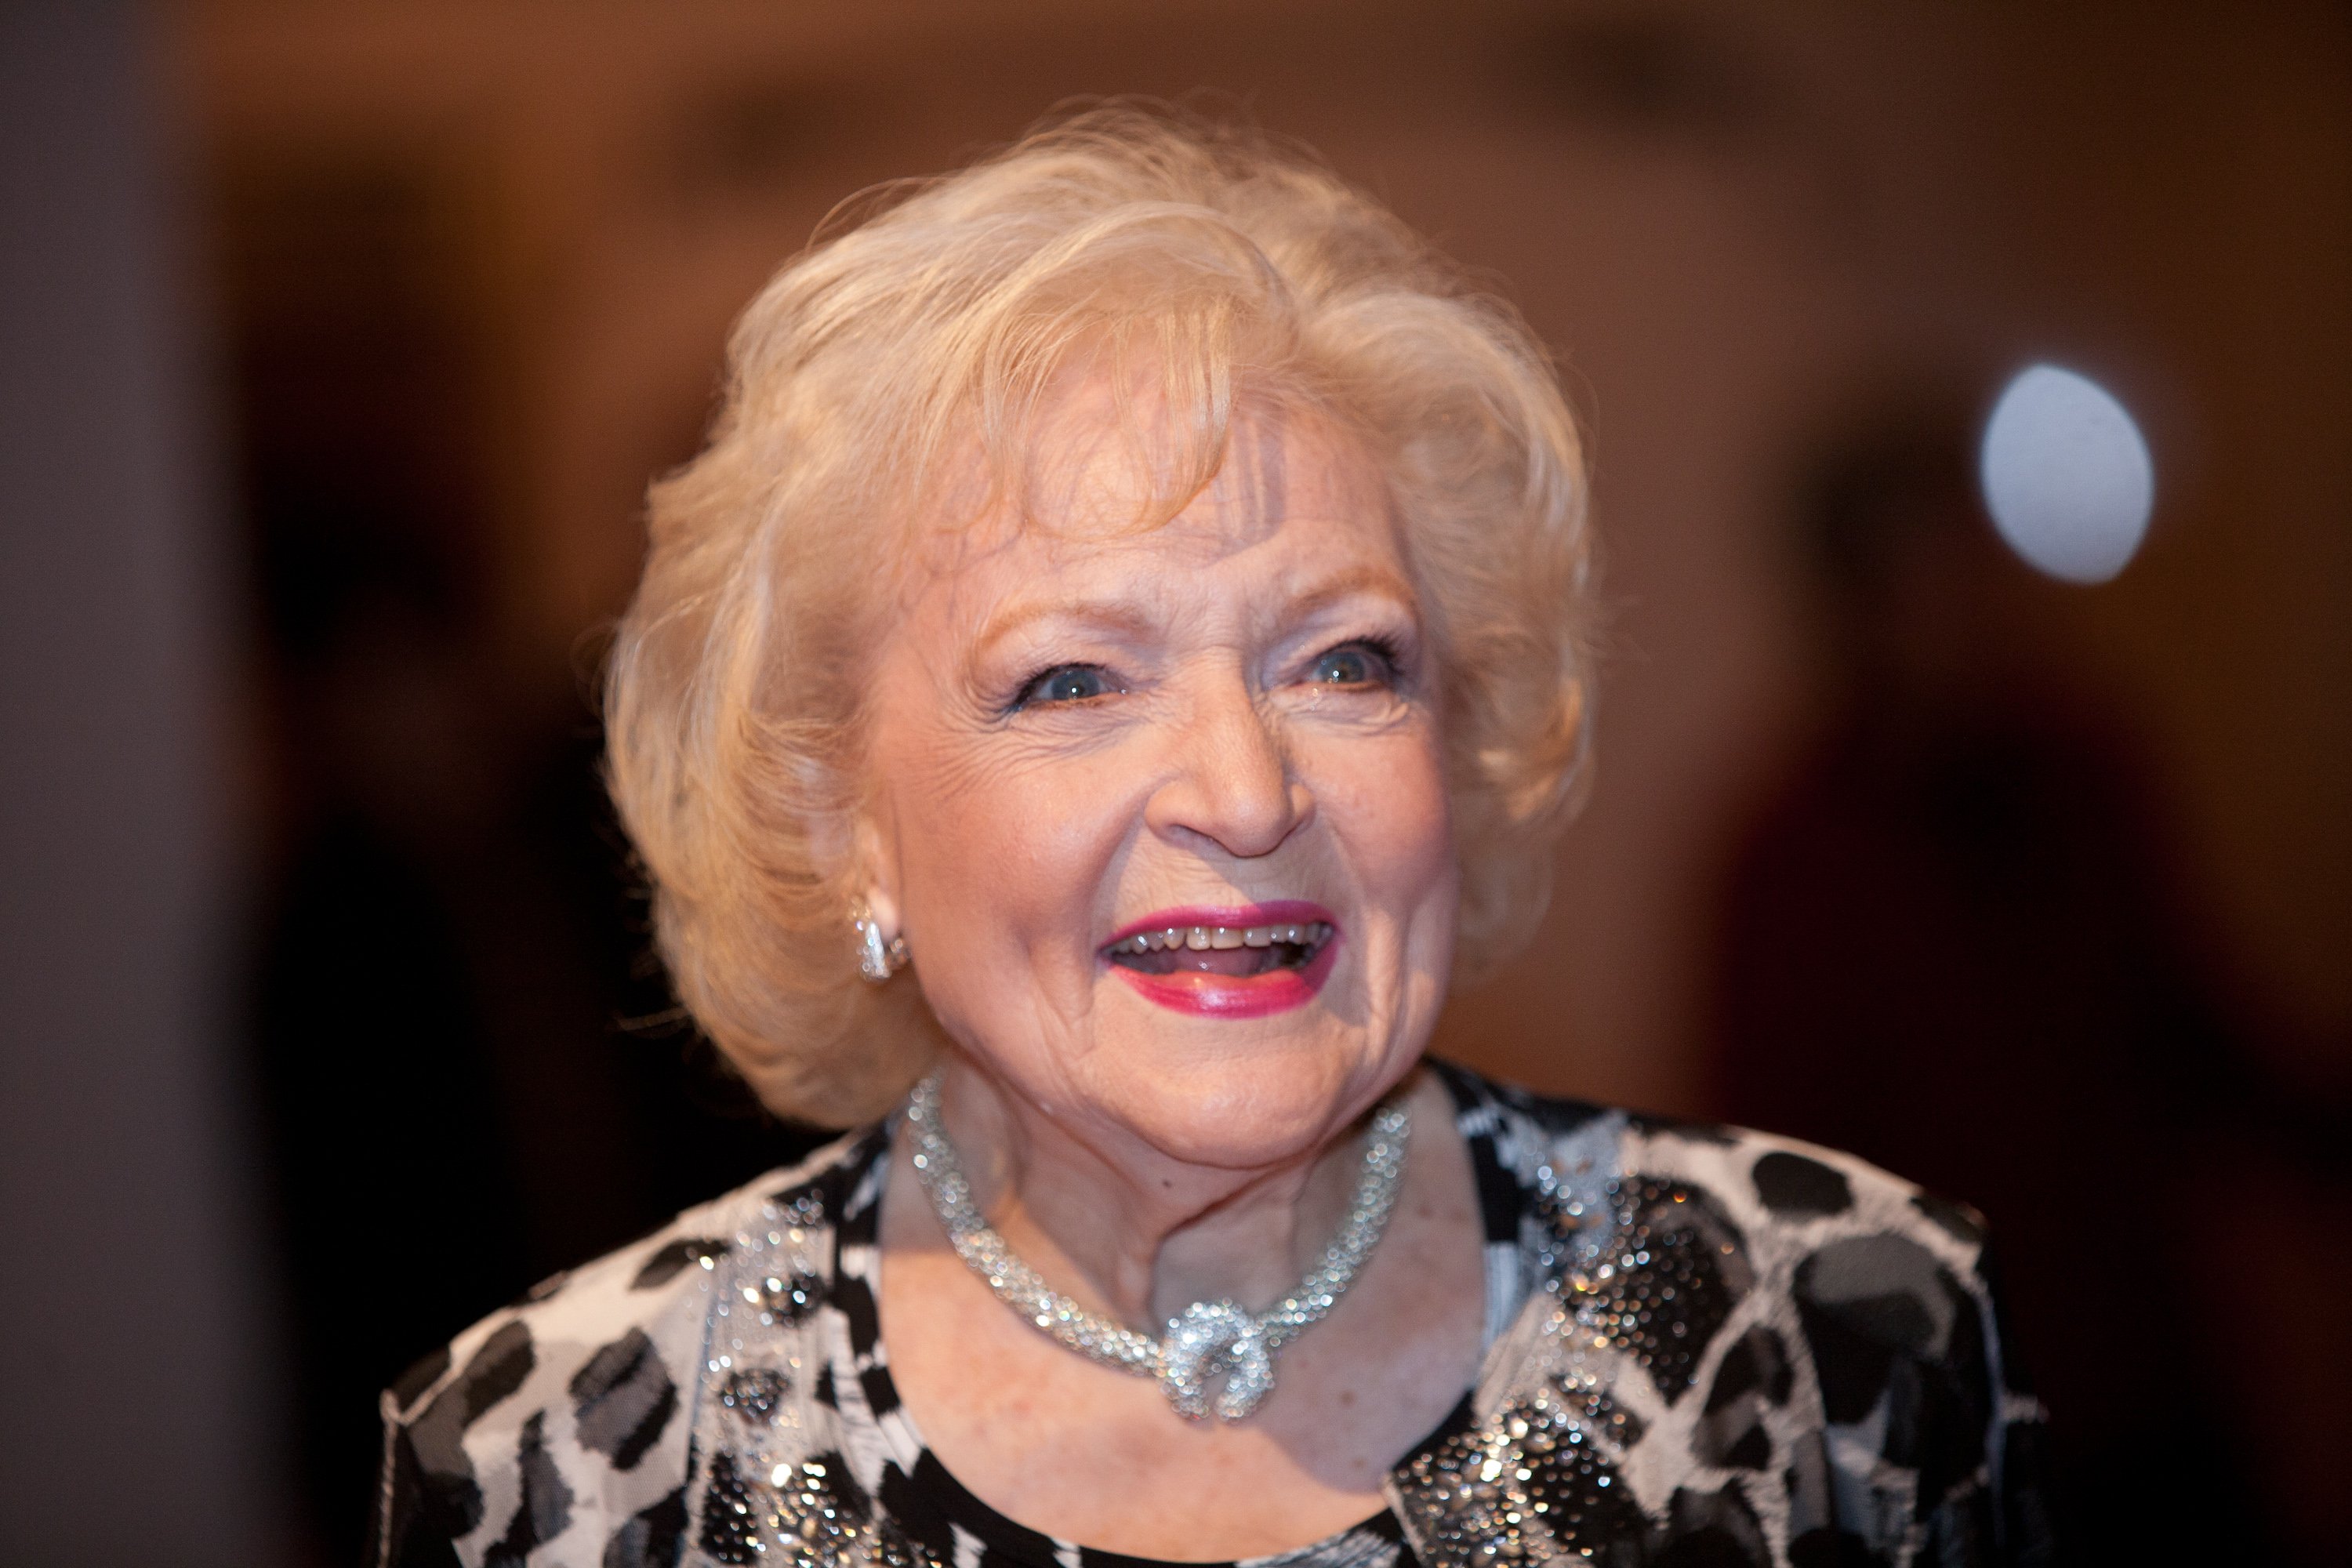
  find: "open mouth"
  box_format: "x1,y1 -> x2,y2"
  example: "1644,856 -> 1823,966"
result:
1104,919 -> 1335,978
1099,904 -> 1339,1018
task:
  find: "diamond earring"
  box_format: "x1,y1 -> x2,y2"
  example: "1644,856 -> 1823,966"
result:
852,901 -> 908,983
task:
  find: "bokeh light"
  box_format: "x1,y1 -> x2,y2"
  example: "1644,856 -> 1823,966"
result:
1978,363 -> 2155,584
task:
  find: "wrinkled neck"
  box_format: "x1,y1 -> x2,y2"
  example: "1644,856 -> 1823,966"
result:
927,1055 -> 1381,1332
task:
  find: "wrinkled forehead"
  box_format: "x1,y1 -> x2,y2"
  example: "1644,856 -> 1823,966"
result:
897,378 -> 1392,591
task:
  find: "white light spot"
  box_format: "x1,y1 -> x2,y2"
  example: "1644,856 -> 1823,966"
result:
1978,364 -> 2154,583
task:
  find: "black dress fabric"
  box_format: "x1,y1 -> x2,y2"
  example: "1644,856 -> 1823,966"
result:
370,1061 -> 2055,1567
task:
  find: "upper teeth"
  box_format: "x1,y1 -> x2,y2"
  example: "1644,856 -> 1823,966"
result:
1107,921 -> 1334,956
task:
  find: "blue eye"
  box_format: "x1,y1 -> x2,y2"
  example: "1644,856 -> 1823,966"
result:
1308,642 -> 1392,687
1014,664 -> 1114,709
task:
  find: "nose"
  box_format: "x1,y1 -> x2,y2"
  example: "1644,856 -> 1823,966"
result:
1143,675 -> 1312,859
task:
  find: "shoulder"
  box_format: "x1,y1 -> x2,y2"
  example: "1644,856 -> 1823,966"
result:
367,1125 -> 883,1568
1427,1061 -> 2051,1559
1435,1056 -> 2001,1304
1606,1106 -> 2020,1421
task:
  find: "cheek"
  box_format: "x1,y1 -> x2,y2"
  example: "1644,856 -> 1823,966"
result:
884,735 -> 1134,1011
1317,726 -> 1458,920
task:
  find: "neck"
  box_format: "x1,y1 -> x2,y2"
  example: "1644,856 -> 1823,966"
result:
930,1054 -> 1391,1332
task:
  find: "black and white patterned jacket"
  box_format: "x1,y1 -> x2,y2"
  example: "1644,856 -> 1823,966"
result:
370,1062 -> 2055,1568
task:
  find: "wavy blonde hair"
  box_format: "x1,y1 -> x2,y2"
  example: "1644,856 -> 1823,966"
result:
606,107 -> 1593,1125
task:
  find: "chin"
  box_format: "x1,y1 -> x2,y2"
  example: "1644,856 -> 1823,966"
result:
1074,1016 -> 1418,1173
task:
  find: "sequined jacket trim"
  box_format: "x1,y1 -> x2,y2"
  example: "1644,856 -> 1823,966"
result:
369,1062 -> 2054,1568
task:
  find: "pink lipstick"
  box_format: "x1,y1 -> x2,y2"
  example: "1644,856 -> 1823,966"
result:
1100,902 -> 1340,1018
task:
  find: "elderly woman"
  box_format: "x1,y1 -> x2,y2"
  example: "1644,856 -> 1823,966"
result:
372,112 -> 2049,1568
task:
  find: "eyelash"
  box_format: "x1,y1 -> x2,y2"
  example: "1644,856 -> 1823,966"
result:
1319,635 -> 1406,684
1005,663 -> 1119,713
1003,633 -> 1410,716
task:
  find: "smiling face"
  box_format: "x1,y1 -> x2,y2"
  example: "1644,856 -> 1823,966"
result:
860,398 -> 1459,1174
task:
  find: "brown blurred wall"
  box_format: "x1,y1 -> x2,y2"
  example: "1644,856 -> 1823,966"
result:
183,0 -> 2350,1106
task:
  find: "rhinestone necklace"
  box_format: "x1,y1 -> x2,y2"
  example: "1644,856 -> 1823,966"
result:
904,1073 -> 1411,1422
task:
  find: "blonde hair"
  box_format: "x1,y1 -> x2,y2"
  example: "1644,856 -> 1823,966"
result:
606,106 -> 1593,1124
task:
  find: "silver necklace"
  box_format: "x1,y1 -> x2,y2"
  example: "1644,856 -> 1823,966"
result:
904,1073 -> 1411,1422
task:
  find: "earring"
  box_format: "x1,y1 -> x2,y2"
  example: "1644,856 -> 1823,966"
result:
852,900 -> 908,983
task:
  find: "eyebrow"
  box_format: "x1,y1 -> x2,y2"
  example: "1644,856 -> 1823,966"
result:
970,598 -> 1160,666
1277,564 -> 1424,627
970,564 -> 1422,665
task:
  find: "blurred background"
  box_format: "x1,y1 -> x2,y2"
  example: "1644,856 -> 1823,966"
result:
2,0 -> 2345,1563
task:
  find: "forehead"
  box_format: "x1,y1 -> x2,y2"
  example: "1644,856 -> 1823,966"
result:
899,398 -> 1404,618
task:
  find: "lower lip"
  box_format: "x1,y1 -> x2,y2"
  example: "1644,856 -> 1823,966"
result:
1106,936 -> 1340,1018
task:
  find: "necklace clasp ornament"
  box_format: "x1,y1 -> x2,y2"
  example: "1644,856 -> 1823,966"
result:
906,1073 -> 1411,1423
1161,1299 -> 1275,1421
